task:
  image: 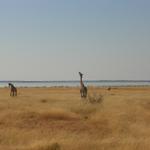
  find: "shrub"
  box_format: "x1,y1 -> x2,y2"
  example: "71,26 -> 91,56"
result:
88,93 -> 103,104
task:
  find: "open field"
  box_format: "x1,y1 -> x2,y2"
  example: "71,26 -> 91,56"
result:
0,86 -> 150,150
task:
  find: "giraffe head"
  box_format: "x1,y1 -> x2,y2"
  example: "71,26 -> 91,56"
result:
8,83 -> 11,87
79,72 -> 83,78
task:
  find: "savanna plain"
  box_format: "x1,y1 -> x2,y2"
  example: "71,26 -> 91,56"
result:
0,86 -> 150,150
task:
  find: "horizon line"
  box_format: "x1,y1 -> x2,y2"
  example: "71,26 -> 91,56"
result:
0,80 -> 150,82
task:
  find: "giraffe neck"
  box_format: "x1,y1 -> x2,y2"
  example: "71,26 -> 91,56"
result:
80,76 -> 84,87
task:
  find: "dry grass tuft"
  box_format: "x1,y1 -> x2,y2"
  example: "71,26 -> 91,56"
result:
88,93 -> 103,104
39,108 -> 80,121
70,104 -> 98,116
16,108 -> 80,129
40,99 -> 48,103
28,141 -> 61,150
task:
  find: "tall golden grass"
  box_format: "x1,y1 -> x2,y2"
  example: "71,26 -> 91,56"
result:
0,87 -> 150,150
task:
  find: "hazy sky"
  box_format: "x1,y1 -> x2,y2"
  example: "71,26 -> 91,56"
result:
0,0 -> 150,80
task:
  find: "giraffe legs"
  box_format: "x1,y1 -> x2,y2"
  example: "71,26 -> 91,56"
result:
10,90 -> 17,97
80,87 -> 87,98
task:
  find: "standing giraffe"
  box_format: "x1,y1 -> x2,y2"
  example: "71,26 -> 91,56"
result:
8,83 -> 17,96
79,72 -> 87,98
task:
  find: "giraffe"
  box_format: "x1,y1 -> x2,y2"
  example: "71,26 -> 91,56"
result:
79,72 -> 87,98
8,83 -> 17,96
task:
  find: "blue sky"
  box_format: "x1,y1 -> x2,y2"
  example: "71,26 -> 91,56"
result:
0,0 -> 150,80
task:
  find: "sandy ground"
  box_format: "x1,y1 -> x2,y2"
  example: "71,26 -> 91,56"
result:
0,86 -> 150,150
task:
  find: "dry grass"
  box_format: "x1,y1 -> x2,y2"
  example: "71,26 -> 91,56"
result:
0,87 -> 150,150
28,141 -> 61,150
88,93 -> 103,103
